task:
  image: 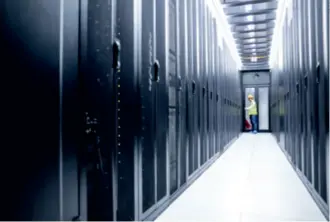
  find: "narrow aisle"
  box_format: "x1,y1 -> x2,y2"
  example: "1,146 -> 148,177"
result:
155,133 -> 327,222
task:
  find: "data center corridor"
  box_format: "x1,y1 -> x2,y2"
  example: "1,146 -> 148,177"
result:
155,133 -> 327,222
1,0 -> 329,220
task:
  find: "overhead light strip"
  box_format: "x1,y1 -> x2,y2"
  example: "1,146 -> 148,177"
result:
269,0 -> 291,67
206,0 -> 242,69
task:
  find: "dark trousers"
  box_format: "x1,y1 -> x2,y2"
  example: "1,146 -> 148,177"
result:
249,115 -> 258,131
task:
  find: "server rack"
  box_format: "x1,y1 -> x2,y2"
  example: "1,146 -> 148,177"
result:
1,0 -> 243,221
270,0 -> 329,219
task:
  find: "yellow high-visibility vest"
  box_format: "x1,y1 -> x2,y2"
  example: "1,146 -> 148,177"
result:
248,100 -> 258,115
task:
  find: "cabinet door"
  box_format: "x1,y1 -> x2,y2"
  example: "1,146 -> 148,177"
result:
258,87 -> 270,131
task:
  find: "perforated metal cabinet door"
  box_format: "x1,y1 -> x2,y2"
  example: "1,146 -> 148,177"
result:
211,18 -> 218,158
296,0 -> 304,172
213,21 -> 221,155
192,0 -> 200,173
155,0 -> 169,206
186,0 -> 195,176
311,0 -> 322,199
292,0 -> 301,171
167,0 -> 179,196
314,0 -> 330,205
178,0 -> 189,188
0,0 -> 81,220
139,0 -> 158,215
61,1 -> 81,220
258,87 -> 270,131
299,0 -> 310,180
113,0 -> 142,220
199,0 -> 208,166
325,0 -> 330,206
208,14 -> 215,159
80,0 -> 118,220
206,7 -> 213,159
202,1 -> 209,164
138,0 -> 170,218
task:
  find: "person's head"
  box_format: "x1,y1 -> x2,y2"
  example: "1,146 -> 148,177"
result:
248,94 -> 254,101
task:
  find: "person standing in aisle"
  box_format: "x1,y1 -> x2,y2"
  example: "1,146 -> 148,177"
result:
245,94 -> 258,134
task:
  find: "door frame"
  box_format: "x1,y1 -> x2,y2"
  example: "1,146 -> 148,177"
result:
241,84 -> 271,133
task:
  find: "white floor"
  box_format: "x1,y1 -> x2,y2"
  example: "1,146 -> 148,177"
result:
155,133 -> 327,222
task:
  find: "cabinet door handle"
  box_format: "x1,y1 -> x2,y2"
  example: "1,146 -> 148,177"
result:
192,81 -> 196,94
304,74 -> 308,89
178,76 -> 182,91
112,39 -> 121,70
153,60 -> 160,82
316,62 -> 320,84
296,82 -> 299,94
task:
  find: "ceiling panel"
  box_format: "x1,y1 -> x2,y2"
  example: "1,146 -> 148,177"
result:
222,0 -> 279,70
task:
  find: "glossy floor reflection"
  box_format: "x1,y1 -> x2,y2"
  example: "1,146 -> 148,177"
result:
155,133 -> 327,222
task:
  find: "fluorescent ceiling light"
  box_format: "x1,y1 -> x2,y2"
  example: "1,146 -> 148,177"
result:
207,0 -> 242,69
269,0 -> 292,67
245,4 -> 252,12
251,57 -> 257,62
247,24 -> 254,30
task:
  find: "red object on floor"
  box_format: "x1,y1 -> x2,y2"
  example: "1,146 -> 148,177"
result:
245,119 -> 251,129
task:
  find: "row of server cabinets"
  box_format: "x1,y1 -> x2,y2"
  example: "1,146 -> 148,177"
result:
0,0 -> 241,221
270,0 -> 329,218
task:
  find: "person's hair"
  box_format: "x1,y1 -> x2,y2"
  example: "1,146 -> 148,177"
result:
248,94 -> 254,99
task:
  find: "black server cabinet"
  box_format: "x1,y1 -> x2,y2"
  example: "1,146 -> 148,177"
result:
178,0 -> 188,188
301,0 -> 311,181
175,0 -> 186,192
155,0 -> 169,206
215,45 -> 220,154
305,0 -> 316,185
292,0 -> 301,170
80,0 -> 119,220
307,0 -> 319,196
224,45 -> 229,145
314,0 -> 329,205
168,0 -> 179,195
219,44 -> 225,152
297,0 -> 304,172
206,8 -> 212,160
271,0 -> 329,218
187,0 -> 197,176
200,0 -> 207,166
209,18 -> 216,159
208,14 -> 214,159
213,21 -> 220,155
140,0 -> 160,214
324,0 -> 329,206
1,0 -> 80,220
111,0 -> 140,220
191,0 -> 200,172
194,0 -> 202,172
138,0 -> 170,218
201,2 -> 209,165
212,19 -> 218,156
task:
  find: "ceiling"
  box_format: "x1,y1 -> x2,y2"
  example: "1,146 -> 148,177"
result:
222,0 -> 278,70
